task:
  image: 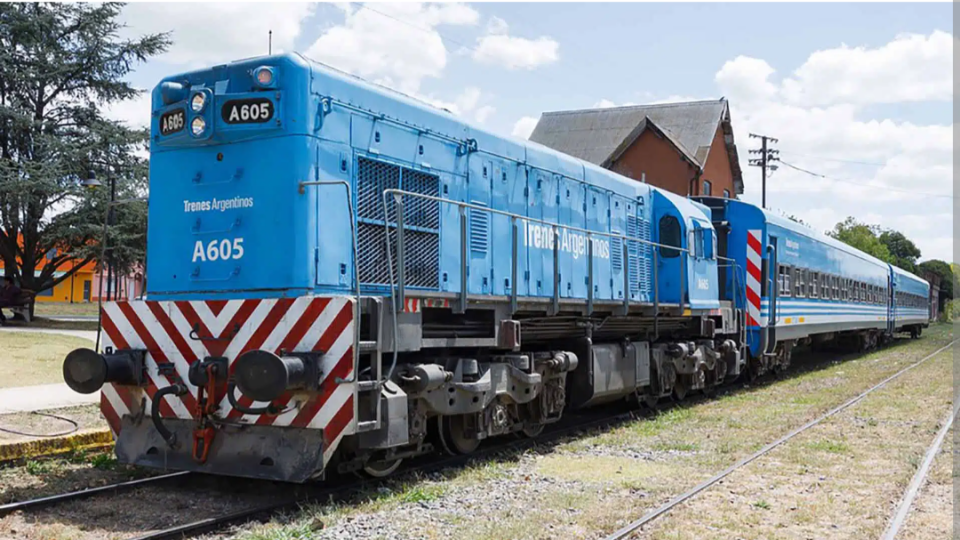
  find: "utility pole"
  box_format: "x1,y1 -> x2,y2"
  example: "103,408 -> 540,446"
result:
748,133 -> 779,209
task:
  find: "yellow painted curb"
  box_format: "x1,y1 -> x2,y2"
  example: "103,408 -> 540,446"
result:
0,428 -> 113,464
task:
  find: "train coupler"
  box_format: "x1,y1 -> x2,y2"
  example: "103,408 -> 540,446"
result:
189,357 -> 228,464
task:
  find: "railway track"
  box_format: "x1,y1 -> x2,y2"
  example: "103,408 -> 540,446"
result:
3,337 -> 943,540
603,339 -> 956,540
880,399 -> 958,540
0,471 -> 191,518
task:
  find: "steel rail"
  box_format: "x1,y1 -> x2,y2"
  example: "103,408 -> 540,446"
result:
880,399 -> 958,540
127,407 -> 652,540
0,471 -> 190,518
604,339 -> 956,540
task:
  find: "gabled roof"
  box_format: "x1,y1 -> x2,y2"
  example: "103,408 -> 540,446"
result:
529,99 -> 744,194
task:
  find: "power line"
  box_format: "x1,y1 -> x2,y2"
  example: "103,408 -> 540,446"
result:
779,150 -> 887,167
776,159 -> 954,200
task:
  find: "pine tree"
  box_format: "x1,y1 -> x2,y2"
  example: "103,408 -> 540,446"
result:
0,3 -> 169,303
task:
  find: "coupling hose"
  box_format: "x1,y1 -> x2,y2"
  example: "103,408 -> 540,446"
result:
227,381 -> 281,416
152,383 -> 188,446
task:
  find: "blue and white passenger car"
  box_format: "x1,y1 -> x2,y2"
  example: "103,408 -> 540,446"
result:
697,197 -> 929,374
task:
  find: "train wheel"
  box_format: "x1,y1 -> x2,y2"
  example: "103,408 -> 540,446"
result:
521,423 -> 545,438
361,458 -> 403,478
672,378 -> 689,402
438,415 -> 480,455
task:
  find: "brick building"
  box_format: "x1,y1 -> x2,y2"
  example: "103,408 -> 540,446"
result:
529,99 -> 743,198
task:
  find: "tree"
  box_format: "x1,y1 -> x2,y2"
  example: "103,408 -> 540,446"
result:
918,259 -> 954,300
0,3 -> 168,298
827,217 -> 892,263
879,230 -> 921,273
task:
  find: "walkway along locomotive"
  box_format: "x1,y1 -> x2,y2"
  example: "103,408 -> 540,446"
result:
61,54 -> 930,482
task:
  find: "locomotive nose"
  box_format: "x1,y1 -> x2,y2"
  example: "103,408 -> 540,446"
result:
63,348 -> 142,394
233,350 -> 311,402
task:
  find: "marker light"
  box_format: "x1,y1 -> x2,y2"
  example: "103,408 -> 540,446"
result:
190,92 -> 206,112
256,67 -> 273,86
191,116 -> 206,136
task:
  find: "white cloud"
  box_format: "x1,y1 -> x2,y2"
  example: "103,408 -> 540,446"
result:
781,30 -> 953,106
419,86 -> 485,117
474,105 -> 496,124
715,31 -> 954,261
120,3 -> 314,67
473,17 -> 559,70
103,91 -> 152,129
511,116 -> 539,139
305,3 -> 478,94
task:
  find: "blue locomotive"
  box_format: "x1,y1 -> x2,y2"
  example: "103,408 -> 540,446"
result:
60,53 -> 929,482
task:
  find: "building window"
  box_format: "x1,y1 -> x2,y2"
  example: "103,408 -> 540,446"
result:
36,287 -> 54,297
723,189 -> 730,199
702,180 -> 712,196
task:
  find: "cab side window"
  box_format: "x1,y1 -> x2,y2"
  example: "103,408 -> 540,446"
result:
659,215 -> 681,259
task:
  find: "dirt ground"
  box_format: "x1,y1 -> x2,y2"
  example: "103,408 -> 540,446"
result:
214,325 -> 954,540
0,332 -> 94,388
0,404 -> 106,443
896,426 -> 954,540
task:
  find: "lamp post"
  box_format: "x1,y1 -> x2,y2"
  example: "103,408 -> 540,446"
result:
83,170 -> 115,301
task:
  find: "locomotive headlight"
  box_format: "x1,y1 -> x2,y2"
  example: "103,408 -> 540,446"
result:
190,92 -> 206,112
191,116 -> 206,136
255,67 -> 274,86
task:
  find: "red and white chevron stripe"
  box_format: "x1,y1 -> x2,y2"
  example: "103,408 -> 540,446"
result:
98,295 -> 356,466
745,230 -> 763,327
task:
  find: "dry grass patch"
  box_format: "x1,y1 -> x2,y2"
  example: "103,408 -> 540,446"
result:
892,428 -> 953,540
643,345 -> 953,540
0,404 -> 105,442
0,332 -> 93,388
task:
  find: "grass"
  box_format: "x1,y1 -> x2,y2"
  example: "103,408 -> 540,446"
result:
32,302 -> 100,318
0,331 -> 95,388
222,324 -> 956,540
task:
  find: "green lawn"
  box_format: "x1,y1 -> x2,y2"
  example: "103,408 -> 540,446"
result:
32,302 -> 100,318
0,331 -> 94,388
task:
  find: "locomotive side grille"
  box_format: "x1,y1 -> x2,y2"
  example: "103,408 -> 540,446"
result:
469,202 -> 490,254
626,216 -> 653,301
356,156 -> 440,289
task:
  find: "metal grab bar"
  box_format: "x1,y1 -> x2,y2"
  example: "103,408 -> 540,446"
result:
192,169 -> 243,186
191,218 -> 241,235
297,180 -> 362,385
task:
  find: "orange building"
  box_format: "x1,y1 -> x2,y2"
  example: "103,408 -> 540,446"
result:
529,99 -> 743,199
0,246 -> 96,303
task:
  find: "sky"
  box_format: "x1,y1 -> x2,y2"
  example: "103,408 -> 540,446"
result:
108,2 -> 955,262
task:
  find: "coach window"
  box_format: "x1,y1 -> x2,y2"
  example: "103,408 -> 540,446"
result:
659,215 -> 681,258
795,269 -> 805,298
778,265 -> 792,297
832,276 -> 839,300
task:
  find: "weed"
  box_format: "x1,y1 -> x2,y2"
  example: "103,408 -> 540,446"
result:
753,500 -> 771,510
90,453 -> 117,470
806,439 -> 850,454
25,460 -> 49,475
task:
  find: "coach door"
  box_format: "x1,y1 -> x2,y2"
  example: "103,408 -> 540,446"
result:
765,235 -> 779,352
887,274 -> 895,334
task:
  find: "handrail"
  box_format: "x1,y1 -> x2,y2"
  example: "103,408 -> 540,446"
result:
297,180 -> 362,384
381,189 -> 693,253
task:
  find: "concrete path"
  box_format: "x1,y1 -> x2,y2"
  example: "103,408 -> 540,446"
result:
0,326 -> 98,343
0,383 -> 100,414
0,328 -> 100,414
